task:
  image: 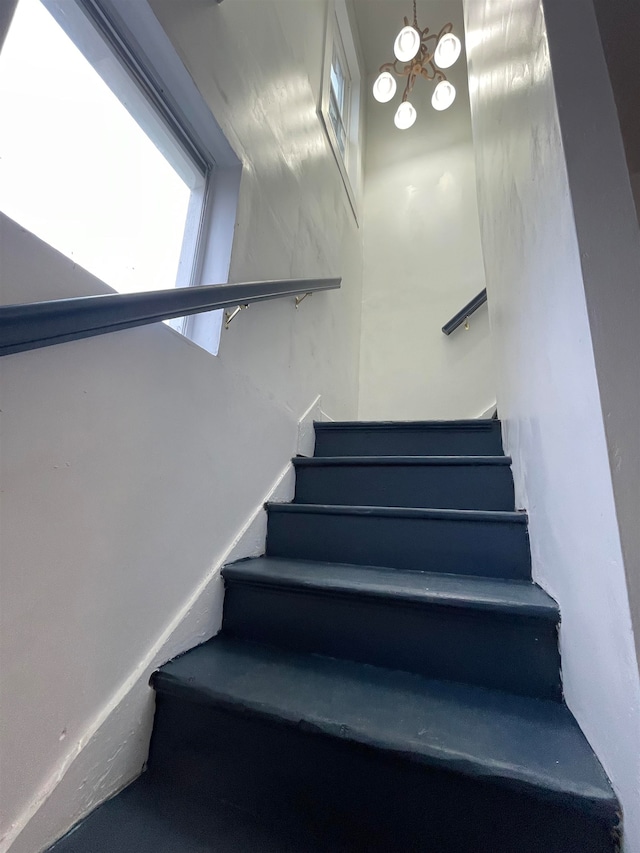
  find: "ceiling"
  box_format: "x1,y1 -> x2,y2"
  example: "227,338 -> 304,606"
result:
352,0 -> 465,75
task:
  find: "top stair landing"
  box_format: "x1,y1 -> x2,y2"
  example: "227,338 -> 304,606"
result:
313,419 -> 504,457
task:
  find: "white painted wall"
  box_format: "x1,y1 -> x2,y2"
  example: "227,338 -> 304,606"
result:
464,0 -> 640,848
354,0 -> 494,421
359,130 -> 492,420
0,2 -> 364,848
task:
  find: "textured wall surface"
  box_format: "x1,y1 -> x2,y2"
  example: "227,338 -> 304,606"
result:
542,0 -> 640,678
358,132 -> 493,420
0,1 -> 365,848
355,0 -> 493,420
464,0 -> 640,847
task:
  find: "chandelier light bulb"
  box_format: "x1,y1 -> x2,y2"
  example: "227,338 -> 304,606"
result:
394,100 -> 417,130
394,25 -> 420,62
432,80 -> 456,111
372,71 -> 397,103
434,33 -> 462,69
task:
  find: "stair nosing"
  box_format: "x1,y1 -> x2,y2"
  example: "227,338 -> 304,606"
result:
266,503 -> 528,524
222,558 -> 557,620
314,420 -> 500,432
294,455 -> 512,467
152,638 -> 616,816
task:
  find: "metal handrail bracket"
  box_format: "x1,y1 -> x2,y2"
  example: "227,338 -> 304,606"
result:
295,292 -> 312,308
224,304 -> 249,329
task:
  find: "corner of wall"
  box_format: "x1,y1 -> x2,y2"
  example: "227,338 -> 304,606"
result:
297,394 -> 328,457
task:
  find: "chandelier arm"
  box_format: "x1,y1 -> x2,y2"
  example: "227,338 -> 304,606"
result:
421,64 -> 446,83
436,22 -> 454,40
379,59 -> 412,79
401,69 -> 420,102
418,64 -> 443,83
422,33 -> 439,54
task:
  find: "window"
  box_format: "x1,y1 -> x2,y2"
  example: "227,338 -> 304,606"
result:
0,0 -> 240,352
320,0 -> 362,219
329,33 -> 350,158
0,0 -> 209,299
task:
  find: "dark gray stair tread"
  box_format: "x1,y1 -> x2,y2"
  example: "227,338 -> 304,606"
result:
48,773 -> 350,852
267,503 -> 527,523
314,420 -> 500,431
223,557 -> 557,619
294,455 -> 512,466
153,637 -> 616,815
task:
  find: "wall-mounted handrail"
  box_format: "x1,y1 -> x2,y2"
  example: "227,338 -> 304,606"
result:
0,277 -> 341,356
441,288 -> 487,336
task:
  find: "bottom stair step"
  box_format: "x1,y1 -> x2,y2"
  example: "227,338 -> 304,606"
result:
47,773 -> 365,852
147,638 -> 619,852
151,638 -> 616,815
52,639 -> 618,852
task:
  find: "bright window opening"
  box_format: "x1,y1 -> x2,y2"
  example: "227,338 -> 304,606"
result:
329,35 -> 350,158
0,0 -> 206,295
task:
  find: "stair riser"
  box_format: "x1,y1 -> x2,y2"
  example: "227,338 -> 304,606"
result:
149,696 -> 616,853
294,462 -> 515,511
222,583 -> 561,699
267,509 -> 532,580
314,425 -> 504,457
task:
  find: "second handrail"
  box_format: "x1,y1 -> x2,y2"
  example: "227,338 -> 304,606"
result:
442,288 -> 487,336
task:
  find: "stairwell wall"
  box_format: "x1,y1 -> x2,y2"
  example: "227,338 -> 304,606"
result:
354,0 -> 494,421
464,0 -> 640,847
0,1 -> 364,849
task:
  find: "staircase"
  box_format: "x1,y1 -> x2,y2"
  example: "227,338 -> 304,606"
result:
50,420 -> 620,852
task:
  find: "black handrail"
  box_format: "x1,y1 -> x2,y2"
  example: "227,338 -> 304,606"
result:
441,288 -> 487,336
0,277 -> 341,356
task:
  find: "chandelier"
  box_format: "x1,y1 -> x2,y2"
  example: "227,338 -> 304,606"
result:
372,0 -> 462,129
